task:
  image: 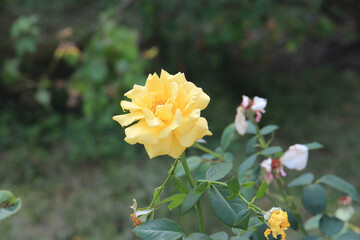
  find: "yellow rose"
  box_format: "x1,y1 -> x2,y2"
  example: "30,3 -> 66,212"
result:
113,70 -> 212,159
264,207 -> 290,240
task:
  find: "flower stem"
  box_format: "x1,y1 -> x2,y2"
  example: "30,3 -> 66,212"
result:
249,117 -> 267,149
148,157 -> 180,210
180,152 -> 205,233
193,142 -> 224,161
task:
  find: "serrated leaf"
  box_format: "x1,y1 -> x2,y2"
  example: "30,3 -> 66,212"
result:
256,181 -> 267,198
181,182 -> 208,214
304,214 -> 322,231
206,162 -> 233,181
318,174 -> 359,202
159,193 -> 186,204
221,123 -> 236,151
303,142 -> 323,150
260,147 -> 283,156
224,152 -> 234,163
195,162 -> 212,182
319,214 -> 344,236
210,231 -> 228,240
175,156 -> 202,177
172,176 -> 189,194
289,173 -> 314,187
234,209 -> 250,229
245,121 -> 256,134
302,184 -> 327,215
260,125 -> 279,135
133,218 -> 185,240
238,154 -> 257,178
168,196 -> 185,211
209,185 -> 247,227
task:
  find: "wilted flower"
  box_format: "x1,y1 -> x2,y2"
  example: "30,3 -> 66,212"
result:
113,70 -> 212,159
235,95 -> 267,135
264,207 -> 290,240
335,196 -> 355,222
280,144 -> 308,171
261,144 -> 309,182
130,199 -> 153,227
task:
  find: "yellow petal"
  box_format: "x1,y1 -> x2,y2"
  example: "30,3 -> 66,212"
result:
144,133 -> 185,159
142,109 -> 163,127
176,109 -> 200,134
264,228 -> 271,240
125,85 -> 147,100
124,120 -> 160,145
145,73 -> 164,93
175,117 -> 212,147
113,112 -> 144,127
184,89 -> 210,112
155,104 -> 173,122
159,109 -> 182,139
121,101 -> 142,111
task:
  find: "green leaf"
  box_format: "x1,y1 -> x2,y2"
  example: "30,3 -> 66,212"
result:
245,121 -> 256,134
184,233 -> 212,240
133,218 -> 185,240
221,123 -> 236,151
260,125 -> 279,135
241,182 -> 254,188
234,209 -> 251,229
210,231 -> 228,240
238,154 -> 257,178
303,142 -> 323,150
159,193 -> 186,204
289,173 -> 314,187
209,185 -> 247,227
175,156 -> 202,177
224,152 -> 234,163
172,176 -> 189,194
248,216 -> 264,228
319,214 -> 344,236
168,196 -> 186,211
256,181 -> 267,198
226,177 -> 240,200
317,174 -> 359,202
206,162 -> 233,181
181,182 -> 208,214
302,184 -> 327,215
260,147 -> 283,156
304,214 -> 322,231
195,162 -> 212,182
230,237 -> 250,240
0,190 -> 21,220
246,136 -> 257,155
301,236 -> 323,240
338,231 -> 360,240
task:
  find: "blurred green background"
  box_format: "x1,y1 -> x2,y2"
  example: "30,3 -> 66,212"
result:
0,0 -> 359,239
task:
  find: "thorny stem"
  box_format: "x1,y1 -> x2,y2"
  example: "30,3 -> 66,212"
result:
180,152 -> 205,233
193,142 -> 225,161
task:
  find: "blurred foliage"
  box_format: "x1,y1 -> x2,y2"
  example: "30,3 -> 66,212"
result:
0,0 -> 360,239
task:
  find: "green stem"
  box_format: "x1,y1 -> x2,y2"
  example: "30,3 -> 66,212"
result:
250,117 -> 267,149
148,157 -> 180,209
180,152 -> 205,233
193,142 -> 224,161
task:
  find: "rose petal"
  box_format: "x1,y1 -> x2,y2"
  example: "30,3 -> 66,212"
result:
113,112 -> 144,127
124,120 -> 160,145
175,117 -> 212,147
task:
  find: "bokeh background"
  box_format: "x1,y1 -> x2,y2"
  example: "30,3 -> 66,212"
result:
0,0 -> 359,239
